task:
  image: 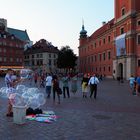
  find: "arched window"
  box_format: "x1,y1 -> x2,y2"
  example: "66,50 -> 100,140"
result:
121,7 -> 125,16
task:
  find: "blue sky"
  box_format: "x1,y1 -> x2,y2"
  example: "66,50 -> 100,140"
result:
0,0 -> 114,55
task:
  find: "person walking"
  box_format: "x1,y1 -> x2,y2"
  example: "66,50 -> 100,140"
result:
88,74 -> 99,99
45,73 -> 52,98
129,75 -> 135,95
61,74 -> 70,98
52,75 -> 61,104
81,74 -> 89,98
71,75 -> 78,95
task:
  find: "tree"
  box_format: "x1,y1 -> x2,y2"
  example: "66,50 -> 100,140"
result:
57,46 -> 77,72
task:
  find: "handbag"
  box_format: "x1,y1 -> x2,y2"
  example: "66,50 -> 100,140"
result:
57,87 -> 62,95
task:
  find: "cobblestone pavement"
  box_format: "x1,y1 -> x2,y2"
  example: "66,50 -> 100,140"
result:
0,78 -> 140,140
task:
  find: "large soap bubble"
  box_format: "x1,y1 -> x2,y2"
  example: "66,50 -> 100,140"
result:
20,69 -> 32,79
11,93 -> 26,106
0,84 -> 46,109
37,93 -> 46,106
28,97 -> 40,109
16,85 -> 28,94
0,87 -> 9,98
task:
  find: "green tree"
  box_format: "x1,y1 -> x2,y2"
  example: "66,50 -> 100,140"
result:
57,46 -> 77,72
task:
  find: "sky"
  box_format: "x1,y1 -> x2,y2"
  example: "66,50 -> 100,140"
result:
0,0 -> 114,55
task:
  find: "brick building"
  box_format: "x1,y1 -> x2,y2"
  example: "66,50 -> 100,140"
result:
0,18 -> 30,74
79,0 -> 140,79
0,18 -> 30,71
24,39 -> 59,73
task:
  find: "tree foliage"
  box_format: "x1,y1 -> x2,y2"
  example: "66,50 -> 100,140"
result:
57,46 -> 77,71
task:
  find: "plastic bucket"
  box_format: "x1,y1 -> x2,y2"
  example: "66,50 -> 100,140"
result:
13,106 -> 26,124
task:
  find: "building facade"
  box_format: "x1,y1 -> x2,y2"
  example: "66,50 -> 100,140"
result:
0,18 -> 31,73
79,0 -> 140,79
0,19 -> 26,71
24,39 -> 59,73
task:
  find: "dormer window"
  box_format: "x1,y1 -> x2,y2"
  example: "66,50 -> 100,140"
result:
11,36 -> 14,40
121,7 -> 125,16
3,35 -> 6,38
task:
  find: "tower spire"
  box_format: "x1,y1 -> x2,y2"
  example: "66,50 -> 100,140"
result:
80,18 -> 87,38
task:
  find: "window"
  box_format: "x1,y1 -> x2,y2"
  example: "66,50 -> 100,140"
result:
32,55 -> 34,58
108,66 -> 110,72
121,7 -> 125,16
16,58 -> 19,62
99,54 -> 102,61
10,58 -> 13,62
103,38 -> 106,44
3,48 -> 6,53
49,59 -> 51,65
3,35 -> 6,38
0,48 -> 1,52
104,67 -> 105,72
95,55 -> 97,62
103,52 -> 106,61
137,34 -> 140,45
37,60 -> 40,65
94,43 -> 96,48
32,60 -> 34,65
137,20 -> 140,26
108,36 -> 111,43
108,51 -> 111,60
0,57 -> 2,62
49,54 -> 51,58
37,54 -> 39,58
40,54 -> 43,58
120,27 -> 124,34
4,57 -> 6,62
138,60 -> 140,67
99,40 -> 101,46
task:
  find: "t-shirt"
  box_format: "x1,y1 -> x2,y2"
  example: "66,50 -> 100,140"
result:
5,74 -> 12,88
129,77 -> 135,84
46,76 -> 52,86
136,77 -> 140,85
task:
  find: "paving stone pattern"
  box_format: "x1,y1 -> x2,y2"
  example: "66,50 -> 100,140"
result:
0,78 -> 140,140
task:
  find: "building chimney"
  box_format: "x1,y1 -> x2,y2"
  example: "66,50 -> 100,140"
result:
102,21 -> 106,26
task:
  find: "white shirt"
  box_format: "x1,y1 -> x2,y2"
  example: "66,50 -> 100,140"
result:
46,76 -> 52,86
129,77 -> 135,84
5,74 -> 12,88
88,76 -> 99,85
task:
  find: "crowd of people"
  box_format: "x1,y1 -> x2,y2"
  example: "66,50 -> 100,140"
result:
4,69 -> 102,115
5,68 -> 140,117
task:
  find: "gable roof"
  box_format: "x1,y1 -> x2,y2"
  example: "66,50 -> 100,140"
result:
7,27 -> 30,42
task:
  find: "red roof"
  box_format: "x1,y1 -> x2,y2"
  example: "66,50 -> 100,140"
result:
90,18 -> 114,40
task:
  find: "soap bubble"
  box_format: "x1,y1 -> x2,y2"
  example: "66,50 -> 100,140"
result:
28,97 -> 40,109
0,84 -> 46,109
20,69 -> 32,79
16,85 -> 28,94
11,93 -> 26,106
6,87 -> 17,98
0,87 -> 9,98
37,93 -> 46,106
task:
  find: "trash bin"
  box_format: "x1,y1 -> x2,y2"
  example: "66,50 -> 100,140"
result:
13,105 -> 26,124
